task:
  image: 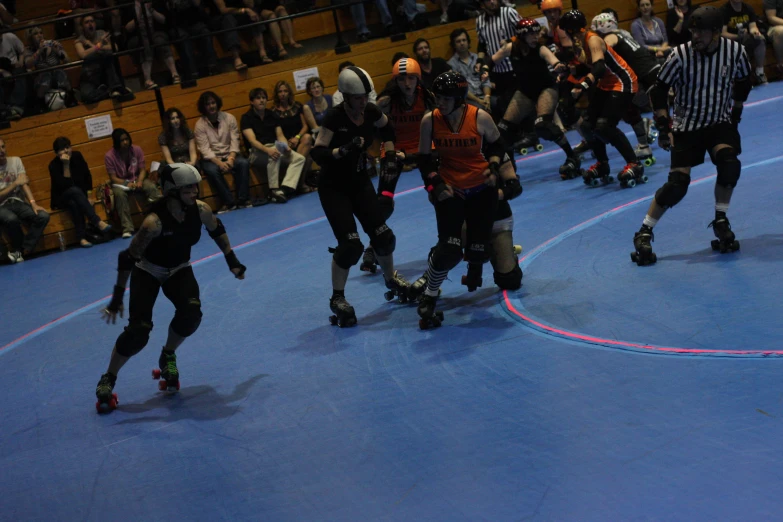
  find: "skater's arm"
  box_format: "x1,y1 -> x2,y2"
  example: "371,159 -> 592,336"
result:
374,111 -> 395,155
376,95 -> 391,115
199,200 -> 246,279
491,42 -> 512,63
539,45 -> 565,74
477,110 -> 502,165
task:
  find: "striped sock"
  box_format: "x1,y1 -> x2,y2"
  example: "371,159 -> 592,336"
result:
425,265 -> 448,296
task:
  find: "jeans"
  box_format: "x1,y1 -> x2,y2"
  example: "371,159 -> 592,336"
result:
0,200 -> 50,254
335,0 -> 394,34
80,51 -> 123,103
58,186 -> 101,240
201,156 -> 250,207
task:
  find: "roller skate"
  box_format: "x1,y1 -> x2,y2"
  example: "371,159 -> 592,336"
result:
461,263 -> 483,292
709,214 -> 740,253
418,294 -> 444,330
617,162 -> 647,188
573,140 -> 594,160
359,247 -> 379,274
408,273 -> 428,302
582,161 -> 613,187
518,134 -> 544,156
95,372 -> 119,414
630,225 -> 657,266
514,244 -> 522,255
559,155 -> 583,180
635,144 -> 656,167
383,270 -> 410,303
329,294 -> 357,327
152,350 -> 180,392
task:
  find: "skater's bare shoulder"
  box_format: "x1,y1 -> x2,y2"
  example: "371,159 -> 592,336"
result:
196,200 -> 218,230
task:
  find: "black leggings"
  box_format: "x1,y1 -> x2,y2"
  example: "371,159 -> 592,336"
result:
435,185 -> 498,265
585,89 -> 636,164
318,178 -> 387,245
58,186 -> 101,240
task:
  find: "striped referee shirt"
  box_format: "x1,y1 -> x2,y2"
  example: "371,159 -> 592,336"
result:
658,37 -> 751,132
476,6 -> 521,74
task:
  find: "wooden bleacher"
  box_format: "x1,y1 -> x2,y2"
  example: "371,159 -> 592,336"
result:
3,0 -> 776,257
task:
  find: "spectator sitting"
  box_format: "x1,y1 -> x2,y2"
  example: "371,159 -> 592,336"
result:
105,128 -> 161,238
0,138 -> 50,263
447,28 -> 491,111
304,76 -> 332,133
272,80 -> 315,193
333,0 -> 400,43
48,137 -> 112,248
70,0 -> 122,37
159,107 -> 198,167
252,0 -> 303,58
666,0 -> 693,48
332,61 -> 377,105
0,30 -> 27,120
413,38 -> 451,90
210,0 -> 271,66
164,0 -> 219,79
194,90 -> 253,212
631,0 -> 671,60
241,87 -> 304,203
765,0 -> 783,75
23,26 -> 77,113
122,0 -> 181,88
722,0 -> 768,84
74,14 -> 132,102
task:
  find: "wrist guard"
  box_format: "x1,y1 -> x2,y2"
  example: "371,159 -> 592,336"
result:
117,249 -> 138,272
378,153 -> 399,198
501,177 -> 522,201
338,137 -> 363,157
426,174 -> 448,202
655,115 -> 672,133
107,284 -> 125,312
575,76 -> 593,93
225,250 -> 246,278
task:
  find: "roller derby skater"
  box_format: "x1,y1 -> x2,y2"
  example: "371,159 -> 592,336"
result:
311,66 -> 410,327
493,18 -> 581,179
416,71 -> 512,329
631,6 -> 750,265
95,164 -> 246,413
561,10 -> 646,190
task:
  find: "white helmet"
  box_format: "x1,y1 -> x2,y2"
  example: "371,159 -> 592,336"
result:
159,163 -> 202,197
338,66 -> 374,95
591,13 -> 617,34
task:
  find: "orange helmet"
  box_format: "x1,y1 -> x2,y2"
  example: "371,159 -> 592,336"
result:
540,0 -> 563,11
392,58 -> 422,80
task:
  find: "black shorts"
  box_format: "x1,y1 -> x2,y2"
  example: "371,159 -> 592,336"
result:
587,89 -> 634,127
671,121 -> 742,169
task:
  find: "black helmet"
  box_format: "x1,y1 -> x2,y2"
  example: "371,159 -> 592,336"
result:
432,71 -> 468,104
559,9 -> 587,35
689,6 -> 722,31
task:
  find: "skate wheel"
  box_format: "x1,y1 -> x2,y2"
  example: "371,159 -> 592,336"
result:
711,239 -> 720,251
152,368 -> 161,380
643,159 -> 653,167
535,144 -> 544,152
384,291 -> 394,302
513,245 -> 522,255
419,319 -> 429,330
640,175 -> 648,184
733,241 -> 740,251
626,179 -> 636,188
604,176 -> 614,184
519,148 -> 529,156
96,393 -> 119,414
589,178 -> 599,187
158,380 -> 168,391
329,315 -> 338,325
631,252 -> 638,262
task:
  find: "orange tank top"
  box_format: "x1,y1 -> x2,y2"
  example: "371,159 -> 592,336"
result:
586,31 -> 638,94
388,87 -> 428,154
431,104 -> 489,190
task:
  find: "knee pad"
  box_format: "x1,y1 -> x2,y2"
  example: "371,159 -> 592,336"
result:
715,148 -> 741,188
534,115 -> 564,142
370,224 -> 396,256
654,171 -> 691,209
465,241 -> 492,265
578,118 -> 595,141
170,298 -> 203,338
497,118 -> 519,143
594,118 -> 624,145
115,320 -> 153,358
332,234 -> 364,269
430,238 -> 464,272
493,264 -> 523,290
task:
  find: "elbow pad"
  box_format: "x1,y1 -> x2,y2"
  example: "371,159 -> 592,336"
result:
485,136 -> 506,161
378,122 -> 395,143
310,145 -> 332,165
733,77 -> 751,102
590,59 -> 607,79
501,177 -> 522,201
417,154 -> 439,183
650,80 -> 671,112
208,217 -> 227,239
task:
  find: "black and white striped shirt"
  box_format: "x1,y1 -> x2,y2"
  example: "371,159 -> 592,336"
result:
476,6 -> 521,74
658,37 -> 751,132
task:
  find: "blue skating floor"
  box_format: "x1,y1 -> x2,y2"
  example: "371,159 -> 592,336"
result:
4,84 -> 783,522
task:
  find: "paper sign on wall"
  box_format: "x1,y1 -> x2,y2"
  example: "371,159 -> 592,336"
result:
293,67 -> 320,92
85,114 -> 113,139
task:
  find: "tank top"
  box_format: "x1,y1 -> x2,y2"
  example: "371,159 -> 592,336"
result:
585,31 -> 638,93
388,87 -> 429,154
609,31 -> 660,82
509,39 -> 555,97
431,104 -> 489,190
143,198 -> 203,268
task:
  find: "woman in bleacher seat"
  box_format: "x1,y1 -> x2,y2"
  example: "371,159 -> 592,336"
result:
273,80 -> 316,193
74,14 -> 132,102
159,108 -> 198,167
105,128 -> 161,238
122,0 -> 181,88
49,137 -> 113,248
666,0 -> 693,47
251,0 -> 303,58
164,0 -> 220,79
304,77 -> 332,135
23,26 -> 77,113
631,0 -> 671,61
208,0 -> 273,66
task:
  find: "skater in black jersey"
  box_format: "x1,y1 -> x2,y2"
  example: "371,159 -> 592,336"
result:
492,18 -> 582,180
95,163 -> 246,413
632,6 -> 751,265
310,66 -> 410,327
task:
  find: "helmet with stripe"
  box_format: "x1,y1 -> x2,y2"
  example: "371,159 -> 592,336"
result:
392,58 -> 422,81
338,66 -> 374,95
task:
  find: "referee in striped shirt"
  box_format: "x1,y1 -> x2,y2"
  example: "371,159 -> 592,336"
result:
631,6 -> 751,266
476,0 -> 521,110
